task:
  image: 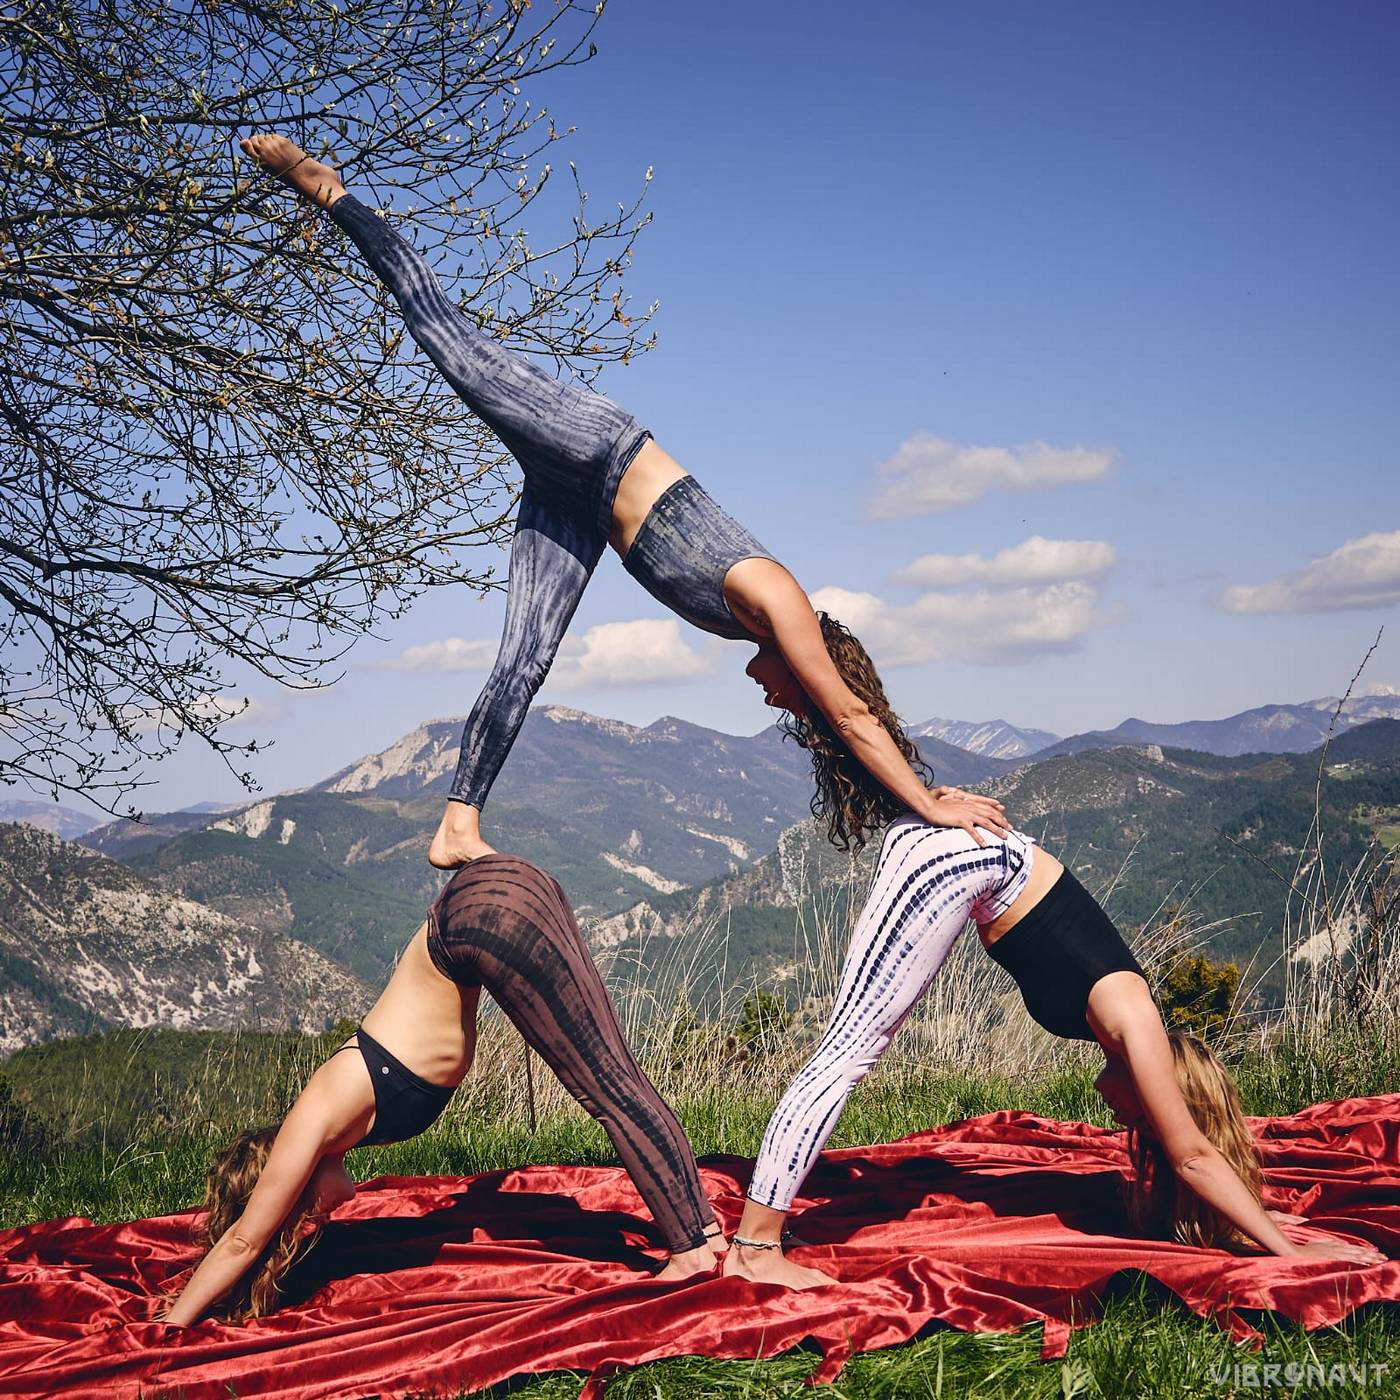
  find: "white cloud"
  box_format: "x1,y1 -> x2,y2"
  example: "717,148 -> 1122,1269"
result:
545,619 -> 714,690
219,695 -> 278,728
814,535 -> 1116,665
379,638 -> 500,673
1219,531 -> 1400,614
378,619 -> 714,689
126,693 -> 278,735
868,433 -> 1115,518
895,536 -> 1117,588
810,580 -> 1103,667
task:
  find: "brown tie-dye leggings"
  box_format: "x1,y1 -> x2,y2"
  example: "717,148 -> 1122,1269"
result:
427,854 -> 716,1254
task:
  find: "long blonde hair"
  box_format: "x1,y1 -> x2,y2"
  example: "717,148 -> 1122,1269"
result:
1124,1032 -> 1262,1248
779,612 -> 933,853
197,1125 -> 323,1320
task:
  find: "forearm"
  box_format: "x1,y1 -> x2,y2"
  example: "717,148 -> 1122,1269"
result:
842,712 -> 935,817
164,1232 -> 261,1325
1176,1149 -> 1298,1256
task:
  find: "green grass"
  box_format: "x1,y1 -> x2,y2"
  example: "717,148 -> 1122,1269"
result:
0,1070 -> 1076,1228
6,1030 -> 1400,1228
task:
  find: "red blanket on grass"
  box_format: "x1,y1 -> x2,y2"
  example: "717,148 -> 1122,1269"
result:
2,1095 -> 1396,1400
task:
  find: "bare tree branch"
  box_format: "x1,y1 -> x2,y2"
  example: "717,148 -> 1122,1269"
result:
0,0 -> 656,816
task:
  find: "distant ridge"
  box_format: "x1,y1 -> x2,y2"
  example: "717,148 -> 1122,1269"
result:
1038,690 -> 1400,761
0,800 -> 104,841
313,704 -> 1004,801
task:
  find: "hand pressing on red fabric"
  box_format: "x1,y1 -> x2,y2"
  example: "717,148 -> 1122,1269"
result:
1288,1239 -> 1387,1265
1266,1211 -> 1386,1266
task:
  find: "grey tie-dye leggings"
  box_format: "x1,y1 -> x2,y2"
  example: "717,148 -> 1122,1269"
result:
427,854 -> 717,1254
329,194 -> 648,808
328,194 -> 769,809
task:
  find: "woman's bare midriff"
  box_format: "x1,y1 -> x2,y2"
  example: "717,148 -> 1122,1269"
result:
358,924 -> 479,1087
608,438 -> 689,555
978,846 -> 1065,950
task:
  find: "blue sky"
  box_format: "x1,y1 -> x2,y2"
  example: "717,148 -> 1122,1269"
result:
116,1 -> 1400,810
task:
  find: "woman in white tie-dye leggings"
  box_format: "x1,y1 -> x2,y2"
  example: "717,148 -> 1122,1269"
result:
725,817 -> 1379,1288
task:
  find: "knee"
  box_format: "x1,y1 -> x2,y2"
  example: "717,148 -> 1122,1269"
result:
835,1052 -> 881,1089
798,1047 -> 880,1097
572,1090 -> 604,1121
505,654 -> 552,700
481,652 -> 551,712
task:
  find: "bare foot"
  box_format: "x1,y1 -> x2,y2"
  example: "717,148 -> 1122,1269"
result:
428,802 -> 496,869
723,1243 -> 836,1290
654,1242 -> 720,1283
239,134 -> 346,210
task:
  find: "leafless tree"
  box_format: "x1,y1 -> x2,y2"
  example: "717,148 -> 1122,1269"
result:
0,0 -> 655,815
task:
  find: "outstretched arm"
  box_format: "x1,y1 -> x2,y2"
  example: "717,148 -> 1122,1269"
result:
162,1062 -> 368,1325
753,566 -> 1009,841
1098,990 -> 1383,1264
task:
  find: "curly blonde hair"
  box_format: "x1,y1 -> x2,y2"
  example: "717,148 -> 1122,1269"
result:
1124,1032 -> 1262,1248
197,1125 -> 323,1320
778,612 -> 933,853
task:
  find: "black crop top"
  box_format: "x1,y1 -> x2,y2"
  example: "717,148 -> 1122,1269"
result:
333,1025 -> 457,1147
984,868 -> 1146,1041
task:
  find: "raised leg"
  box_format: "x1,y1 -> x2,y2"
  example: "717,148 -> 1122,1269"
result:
241,135 -> 649,864
325,190 -> 645,517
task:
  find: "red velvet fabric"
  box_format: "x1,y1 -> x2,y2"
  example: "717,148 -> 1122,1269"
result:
2,1095 -> 1396,1399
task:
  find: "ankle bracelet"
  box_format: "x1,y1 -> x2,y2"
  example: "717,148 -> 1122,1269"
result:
732,1233 -> 783,1250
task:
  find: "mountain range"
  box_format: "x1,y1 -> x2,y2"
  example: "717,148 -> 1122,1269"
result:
910,717 -> 1060,760
68,705 -> 1003,982
0,801 -> 106,842
0,823 -> 366,1055
8,689 -> 1395,844
592,720 -> 1400,1007
909,690 -> 1400,764
3,693 -> 1397,1051
1033,690 -> 1400,760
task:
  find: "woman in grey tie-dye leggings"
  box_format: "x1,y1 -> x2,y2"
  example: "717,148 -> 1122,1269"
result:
239,135 -> 1010,870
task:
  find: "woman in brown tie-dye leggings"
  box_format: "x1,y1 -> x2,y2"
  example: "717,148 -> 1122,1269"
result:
164,855 -> 721,1325
425,854 -> 719,1261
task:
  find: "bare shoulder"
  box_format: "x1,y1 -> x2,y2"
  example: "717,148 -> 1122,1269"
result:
723,556 -> 803,635
1086,970 -> 1160,1049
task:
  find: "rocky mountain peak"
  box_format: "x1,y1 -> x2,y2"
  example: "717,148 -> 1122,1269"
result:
539,705 -> 647,741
